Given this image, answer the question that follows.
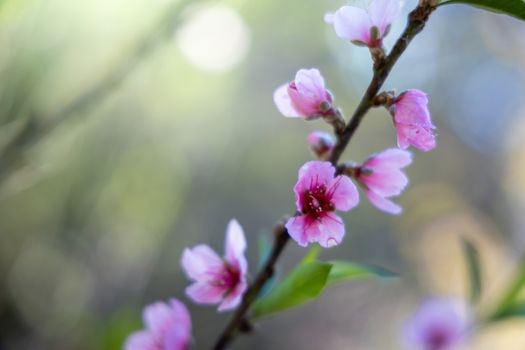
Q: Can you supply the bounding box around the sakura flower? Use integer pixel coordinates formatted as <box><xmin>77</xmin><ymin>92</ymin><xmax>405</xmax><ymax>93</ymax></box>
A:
<box><xmin>307</xmin><ymin>131</ymin><xmax>335</xmax><ymax>159</ymax></box>
<box><xmin>404</xmin><ymin>298</ymin><xmax>471</xmax><ymax>350</ymax></box>
<box><xmin>354</xmin><ymin>148</ymin><xmax>411</xmax><ymax>215</ymax></box>
<box><xmin>391</xmin><ymin>89</ymin><xmax>436</xmax><ymax>152</ymax></box>
<box><xmin>274</xmin><ymin>68</ymin><xmax>334</xmax><ymax>119</ymax></box>
<box><xmin>181</xmin><ymin>219</ymin><xmax>247</xmax><ymax>312</ymax></box>
<box><xmin>125</xmin><ymin>298</ymin><xmax>192</xmax><ymax>350</ymax></box>
<box><xmin>286</xmin><ymin>161</ymin><xmax>359</xmax><ymax>248</ymax></box>
<box><xmin>330</xmin><ymin>0</ymin><xmax>401</xmax><ymax>47</ymax></box>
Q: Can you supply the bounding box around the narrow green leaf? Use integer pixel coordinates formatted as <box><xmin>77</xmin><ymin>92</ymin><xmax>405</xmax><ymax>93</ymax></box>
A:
<box><xmin>490</xmin><ymin>257</ymin><xmax>525</xmax><ymax>321</ymax></box>
<box><xmin>491</xmin><ymin>300</ymin><xmax>525</xmax><ymax>321</ymax></box>
<box><xmin>327</xmin><ymin>261</ymin><xmax>397</xmax><ymax>285</ymax></box>
<box><xmin>300</xmin><ymin>245</ymin><xmax>322</xmax><ymax>265</ymax></box>
<box><xmin>462</xmin><ymin>239</ymin><xmax>482</xmax><ymax>303</ymax></box>
<box><xmin>439</xmin><ymin>0</ymin><xmax>525</xmax><ymax>21</ymax></box>
<box><xmin>251</xmin><ymin>262</ymin><xmax>332</xmax><ymax>319</ymax></box>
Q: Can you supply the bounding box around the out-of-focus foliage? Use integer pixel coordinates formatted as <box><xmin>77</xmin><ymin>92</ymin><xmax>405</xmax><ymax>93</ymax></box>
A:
<box><xmin>440</xmin><ymin>0</ymin><xmax>525</xmax><ymax>21</ymax></box>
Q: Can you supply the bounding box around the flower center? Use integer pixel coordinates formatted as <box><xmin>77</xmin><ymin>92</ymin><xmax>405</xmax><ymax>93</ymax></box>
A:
<box><xmin>212</xmin><ymin>263</ymin><xmax>241</xmax><ymax>290</ymax></box>
<box><xmin>426</xmin><ymin>327</ymin><xmax>450</xmax><ymax>350</ymax></box>
<box><xmin>302</xmin><ymin>184</ymin><xmax>334</xmax><ymax>219</ymax></box>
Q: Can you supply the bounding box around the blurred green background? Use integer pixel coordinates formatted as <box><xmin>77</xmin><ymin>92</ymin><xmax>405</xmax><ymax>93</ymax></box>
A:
<box><xmin>1</xmin><ymin>0</ymin><xmax>525</xmax><ymax>348</ymax></box>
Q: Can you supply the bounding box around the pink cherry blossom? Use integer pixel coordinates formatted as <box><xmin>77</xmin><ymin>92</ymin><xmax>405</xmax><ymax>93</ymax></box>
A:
<box><xmin>125</xmin><ymin>298</ymin><xmax>192</xmax><ymax>350</ymax></box>
<box><xmin>404</xmin><ymin>298</ymin><xmax>471</xmax><ymax>350</ymax></box>
<box><xmin>330</xmin><ymin>0</ymin><xmax>401</xmax><ymax>47</ymax></box>
<box><xmin>274</xmin><ymin>68</ymin><xmax>334</xmax><ymax>119</ymax></box>
<box><xmin>181</xmin><ymin>219</ymin><xmax>248</xmax><ymax>312</ymax></box>
<box><xmin>354</xmin><ymin>148</ymin><xmax>412</xmax><ymax>215</ymax></box>
<box><xmin>307</xmin><ymin>131</ymin><xmax>335</xmax><ymax>159</ymax></box>
<box><xmin>391</xmin><ymin>89</ymin><xmax>436</xmax><ymax>152</ymax></box>
<box><xmin>286</xmin><ymin>161</ymin><xmax>359</xmax><ymax>248</ymax></box>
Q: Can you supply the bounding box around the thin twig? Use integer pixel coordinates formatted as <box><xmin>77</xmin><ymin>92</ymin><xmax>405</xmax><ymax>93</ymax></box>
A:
<box><xmin>213</xmin><ymin>3</ymin><xmax>436</xmax><ymax>349</ymax></box>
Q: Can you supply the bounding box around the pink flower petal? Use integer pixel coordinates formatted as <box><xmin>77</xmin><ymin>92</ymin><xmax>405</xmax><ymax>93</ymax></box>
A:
<box><xmin>285</xmin><ymin>214</ymin><xmax>345</xmax><ymax>248</ymax></box>
<box><xmin>363</xmin><ymin>148</ymin><xmax>412</xmax><ymax>170</ymax></box>
<box><xmin>316</xmin><ymin>213</ymin><xmax>345</xmax><ymax>248</ymax></box>
<box><xmin>324</xmin><ymin>12</ymin><xmax>335</xmax><ymax>24</ymax></box>
<box><xmin>285</xmin><ymin>215</ymin><xmax>311</xmax><ymax>247</ymax></box>
<box><xmin>217</xmin><ymin>280</ymin><xmax>247</xmax><ymax>312</ymax></box>
<box><xmin>294</xmin><ymin>68</ymin><xmax>327</xmax><ymax>102</ymax></box>
<box><xmin>273</xmin><ymin>83</ymin><xmax>301</xmax><ymax>118</ymax></box>
<box><xmin>369</xmin><ymin>0</ymin><xmax>401</xmax><ymax>36</ymax></box>
<box><xmin>395</xmin><ymin>123</ymin><xmax>436</xmax><ymax>152</ymax></box>
<box><xmin>394</xmin><ymin>89</ymin><xmax>434</xmax><ymax>127</ymax></box>
<box><xmin>185</xmin><ymin>282</ymin><xmax>225</xmax><ymax>304</ymax></box>
<box><xmin>365</xmin><ymin>189</ymin><xmax>402</xmax><ymax>215</ymax></box>
<box><xmin>180</xmin><ymin>245</ymin><xmax>224</xmax><ymax>281</ymax></box>
<box><xmin>333</xmin><ymin>6</ymin><xmax>372</xmax><ymax>44</ymax></box>
<box><xmin>125</xmin><ymin>331</ymin><xmax>158</xmax><ymax>350</ymax></box>
<box><xmin>163</xmin><ymin>327</ymin><xmax>190</xmax><ymax>350</ymax></box>
<box><xmin>362</xmin><ymin>169</ymin><xmax>408</xmax><ymax>197</ymax></box>
<box><xmin>169</xmin><ymin>299</ymin><xmax>192</xmax><ymax>334</ymax></box>
<box><xmin>329</xmin><ymin>175</ymin><xmax>360</xmax><ymax>211</ymax></box>
<box><xmin>143</xmin><ymin>302</ymin><xmax>177</xmax><ymax>338</ymax></box>
<box><xmin>224</xmin><ymin>219</ymin><xmax>248</xmax><ymax>275</ymax></box>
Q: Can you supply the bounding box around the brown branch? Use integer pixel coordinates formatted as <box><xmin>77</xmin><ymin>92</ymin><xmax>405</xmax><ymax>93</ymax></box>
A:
<box><xmin>213</xmin><ymin>3</ymin><xmax>436</xmax><ymax>349</ymax></box>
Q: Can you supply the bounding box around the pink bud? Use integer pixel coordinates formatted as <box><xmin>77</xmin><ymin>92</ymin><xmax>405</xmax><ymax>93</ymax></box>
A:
<box><xmin>391</xmin><ymin>89</ymin><xmax>436</xmax><ymax>152</ymax></box>
<box><xmin>286</xmin><ymin>161</ymin><xmax>359</xmax><ymax>248</ymax></box>
<box><xmin>274</xmin><ymin>68</ymin><xmax>334</xmax><ymax>119</ymax></box>
<box><xmin>330</xmin><ymin>0</ymin><xmax>401</xmax><ymax>47</ymax></box>
<box><xmin>125</xmin><ymin>298</ymin><xmax>192</xmax><ymax>350</ymax></box>
<box><xmin>355</xmin><ymin>148</ymin><xmax>412</xmax><ymax>215</ymax></box>
<box><xmin>307</xmin><ymin>131</ymin><xmax>335</xmax><ymax>159</ymax></box>
<box><xmin>181</xmin><ymin>219</ymin><xmax>248</xmax><ymax>312</ymax></box>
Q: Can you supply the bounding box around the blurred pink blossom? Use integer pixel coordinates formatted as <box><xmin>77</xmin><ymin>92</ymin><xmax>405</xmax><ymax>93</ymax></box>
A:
<box><xmin>329</xmin><ymin>0</ymin><xmax>401</xmax><ymax>47</ymax></box>
<box><xmin>307</xmin><ymin>131</ymin><xmax>335</xmax><ymax>159</ymax></box>
<box><xmin>404</xmin><ymin>298</ymin><xmax>471</xmax><ymax>350</ymax></box>
<box><xmin>286</xmin><ymin>161</ymin><xmax>359</xmax><ymax>248</ymax></box>
<box><xmin>181</xmin><ymin>219</ymin><xmax>248</xmax><ymax>312</ymax></box>
<box><xmin>125</xmin><ymin>299</ymin><xmax>192</xmax><ymax>350</ymax></box>
<box><xmin>355</xmin><ymin>148</ymin><xmax>412</xmax><ymax>215</ymax></box>
<box><xmin>391</xmin><ymin>89</ymin><xmax>436</xmax><ymax>151</ymax></box>
<box><xmin>274</xmin><ymin>68</ymin><xmax>334</xmax><ymax>119</ymax></box>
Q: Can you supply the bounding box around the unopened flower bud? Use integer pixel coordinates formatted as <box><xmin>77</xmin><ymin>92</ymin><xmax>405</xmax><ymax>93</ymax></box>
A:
<box><xmin>307</xmin><ymin>131</ymin><xmax>335</xmax><ymax>159</ymax></box>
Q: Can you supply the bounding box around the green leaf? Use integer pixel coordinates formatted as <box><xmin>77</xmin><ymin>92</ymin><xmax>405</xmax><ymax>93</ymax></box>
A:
<box><xmin>300</xmin><ymin>245</ymin><xmax>322</xmax><ymax>265</ymax></box>
<box><xmin>462</xmin><ymin>238</ymin><xmax>482</xmax><ymax>303</ymax></box>
<box><xmin>489</xmin><ymin>257</ymin><xmax>525</xmax><ymax>322</ymax></box>
<box><xmin>327</xmin><ymin>261</ymin><xmax>397</xmax><ymax>285</ymax></box>
<box><xmin>491</xmin><ymin>300</ymin><xmax>525</xmax><ymax>321</ymax></box>
<box><xmin>439</xmin><ymin>0</ymin><xmax>525</xmax><ymax>21</ymax></box>
<box><xmin>251</xmin><ymin>261</ymin><xmax>332</xmax><ymax>319</ymax></box>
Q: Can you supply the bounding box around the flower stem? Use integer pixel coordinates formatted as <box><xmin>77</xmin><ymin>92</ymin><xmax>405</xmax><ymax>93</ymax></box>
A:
<box><xmin>213</xmin><ymin>3</ymin><xmax>436</xmax><ymax>349</ymax></box>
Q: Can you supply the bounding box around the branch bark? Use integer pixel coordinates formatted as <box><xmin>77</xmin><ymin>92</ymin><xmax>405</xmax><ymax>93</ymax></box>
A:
<box><xmin>212</xmin><ymin>3</ymin><xmax>436</xmax><ymax>349</ymax></box>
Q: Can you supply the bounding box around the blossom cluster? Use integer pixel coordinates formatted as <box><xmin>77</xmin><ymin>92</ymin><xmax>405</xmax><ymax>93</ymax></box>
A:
<box><xmin>123</xmin><ymin>1</ymin><xmax>473</xmax><ymax>350</ymax></box>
